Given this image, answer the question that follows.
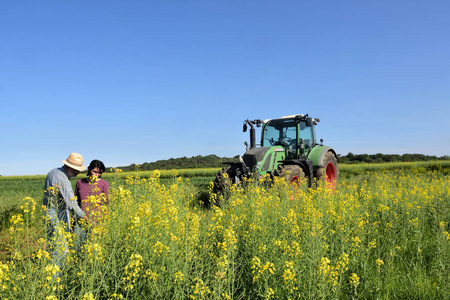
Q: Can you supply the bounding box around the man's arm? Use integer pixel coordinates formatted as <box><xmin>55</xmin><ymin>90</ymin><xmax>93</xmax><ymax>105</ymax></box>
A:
<box><xmin>60</xmin><ymin>179</ymin><xmax>86</xmax><ymax>218</ymax></box>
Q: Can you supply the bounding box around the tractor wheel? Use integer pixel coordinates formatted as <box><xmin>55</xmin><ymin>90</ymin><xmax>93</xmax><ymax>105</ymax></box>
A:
<box><xmin>315</xmin><ymin>151</ymin><xmax>339</xmax><ymax>189</ymax></box>
<box><xmin>212</xmin><ymin>166</ymin><xmax>238</xmax><ymax>201</ymax></box>
<box><xmin>274</xmin><ymin>165</ymin><xmax>307</xmax><ymax>191</ymax></box>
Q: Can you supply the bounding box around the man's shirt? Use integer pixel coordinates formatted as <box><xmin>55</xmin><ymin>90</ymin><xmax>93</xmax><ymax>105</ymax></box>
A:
<box><xmin>43</xmin><ymin>166</ymin><xmax>86</xmax><ymax>218</ymax></box>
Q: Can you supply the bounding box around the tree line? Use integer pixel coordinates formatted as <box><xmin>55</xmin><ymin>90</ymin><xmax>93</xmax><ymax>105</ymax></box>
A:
<box><xmin>114</xmin><ymin>153</ymin><xmax>449</xmax><ymax>172</ymax></box>
<box><xmin>338</xmin><ymin>152</ymin><xmax>449</xmax><ymax>164</ymax></box>
<box><xmin>116</xmin><ymin>154</ymin><xmax>235</xmax><ymax>172</ymax></box>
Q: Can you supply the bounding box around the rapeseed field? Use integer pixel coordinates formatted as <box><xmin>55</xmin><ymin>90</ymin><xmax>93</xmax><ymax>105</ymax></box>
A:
<box><xmin>1</xmin><ymin>163</ymin><xmax>450</xmax><ymax>299</ymax></box>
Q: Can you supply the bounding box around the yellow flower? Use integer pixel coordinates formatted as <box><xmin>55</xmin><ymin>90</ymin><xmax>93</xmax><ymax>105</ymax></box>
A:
<box><xmin>368</xmin><ymin>239</ymin><xmax>376</xmax><ymax>250</ymax></box>
<box><xmin>349</xmin><ymin>273</ymin><xmax>360</xmax><ymax>288</ymax></box>
<box><xmin>174</xmin><ymin>271</ymin><xmax>185</xmax><ymax>284</ymax></box>
<box><xmin>265</xmin><ymin>287</ymin><xmax>275</xmax><ymax>299</ymax></box>
<box><xmin>376</xmin><ymin>259</ymin><xmax>384</xmax><ymax>273</ymax></box>
<box><xmin>82</xmin><ymin>292</ymin><xmax>95</xmax><ymax>300</ymax></box>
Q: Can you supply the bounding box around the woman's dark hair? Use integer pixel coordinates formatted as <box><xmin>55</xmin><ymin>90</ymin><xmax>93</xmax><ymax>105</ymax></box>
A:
<box><xmin>87</xmin><ymin>159</ymin><xmax>106</xmax><ymax>177</ymax></box>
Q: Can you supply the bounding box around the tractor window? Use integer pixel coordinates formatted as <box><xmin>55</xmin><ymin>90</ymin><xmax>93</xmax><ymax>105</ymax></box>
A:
<box><xmin>300</xmin><ymin>122</ymin><xmax>314</xmax><ymax>150</ymax></box>
<box><xmin>262</xmin><ymin>120</ymin><xmax>297</xmax><ymax>148</ymax></box>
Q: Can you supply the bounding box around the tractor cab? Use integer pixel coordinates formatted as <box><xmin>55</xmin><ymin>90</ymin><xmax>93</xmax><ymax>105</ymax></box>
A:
<box><xmin>261</xmin><ymin>115</ymin><xmax>319</xmax><ymax>160</ymax></box>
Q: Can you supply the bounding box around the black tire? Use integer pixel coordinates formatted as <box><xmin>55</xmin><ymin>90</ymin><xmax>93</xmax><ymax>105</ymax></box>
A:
<box><xmin>213</xmin><ymin>165</ymin><xmax>238</xmax><ymax>196</ymax></box>
<box><xmin>274</xmin><ymin>164</ymin><xmax>307</xmax><ymax>188</ymax></box>
<box><xmin>315</xmin><ymin>151</ymin><xmax>339</xmax><ymax>188</ymax></box>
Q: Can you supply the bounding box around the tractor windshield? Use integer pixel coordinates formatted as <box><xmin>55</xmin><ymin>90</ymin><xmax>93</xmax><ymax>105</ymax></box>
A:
<box><xmin>262</xmin><ymin>119</ymin><xmax>297</xmax><ymax>150</ymax></box>
<box><xmin>262</xmin><ymin>118</ymin><xmax>316</xmax><ymax>159</ymax></box>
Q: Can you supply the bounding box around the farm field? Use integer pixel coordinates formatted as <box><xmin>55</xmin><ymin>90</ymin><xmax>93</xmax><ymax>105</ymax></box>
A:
<box><xmin>1</xmin><ymin>161</ymin><xmax>450</xmax><ymax>299</ymax></box>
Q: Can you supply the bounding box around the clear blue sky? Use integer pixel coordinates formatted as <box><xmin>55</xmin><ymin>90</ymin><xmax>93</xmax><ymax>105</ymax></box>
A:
<box><xmin>1</xmin><ymin>1</ymin><xmax>449</xmax><ymax>176</ymax></box>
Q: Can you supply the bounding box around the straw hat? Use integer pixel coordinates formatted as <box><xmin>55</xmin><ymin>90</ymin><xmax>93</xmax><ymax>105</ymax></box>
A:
<box><xmin>62</xmin><ymin>153</ymin><xmax>86</xmax><ymax>172</ymax></box>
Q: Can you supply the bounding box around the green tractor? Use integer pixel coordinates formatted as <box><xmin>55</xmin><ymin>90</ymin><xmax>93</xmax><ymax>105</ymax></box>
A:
<box><xmin>214</xmin><ymin>114</ymin><xmax>339</xmax><ymax>195</ymax></box>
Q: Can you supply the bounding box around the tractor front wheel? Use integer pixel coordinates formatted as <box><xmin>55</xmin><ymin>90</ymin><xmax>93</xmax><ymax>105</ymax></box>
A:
<box><xmin>274</xmin><ymin>165</ymin><xmax>307</xmax><ymax>191</ymax></box>
<box><xmin>212</xmin><ymin>166</ymin><xmax>238</xmax><ymax>203</ymax></box>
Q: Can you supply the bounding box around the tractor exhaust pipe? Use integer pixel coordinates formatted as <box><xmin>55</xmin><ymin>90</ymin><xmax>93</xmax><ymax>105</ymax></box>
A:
<box><xmin>243</xmin><ymin>119</ymin><xmax>256</xmax><ymax>148</ymax></box>
<box><xmin>249</xmin><ymin>122</ymin><xmax>256</xmax><ymax>148</ymax></box>
<box><xmin>243</xmin><ymin>119</ymin><xmax>262</xmax><ymax>149</ymax></box>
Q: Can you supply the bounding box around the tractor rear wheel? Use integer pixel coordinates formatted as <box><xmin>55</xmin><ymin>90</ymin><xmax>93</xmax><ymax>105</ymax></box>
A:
<box><xmin>274</xmin><ymin>165</ymin><xmax>307</xmax><ymax>191</ymax></box>
<box><xmin>315</xmin><ymin>151</ymin><xmax>339</xmax><ymax>189</ymax></box>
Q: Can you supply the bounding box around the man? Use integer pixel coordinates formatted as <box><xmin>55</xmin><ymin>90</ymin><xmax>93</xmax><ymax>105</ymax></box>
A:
<box><xmin>43</xmin><ymin>152</ymin><xmax>93</xmax><ymax>269</ymax></box>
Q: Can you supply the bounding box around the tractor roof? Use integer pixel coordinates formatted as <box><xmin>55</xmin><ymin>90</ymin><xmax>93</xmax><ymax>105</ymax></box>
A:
<box><xmin>264</xmin><ymin>114</ymin><xmax>320</xmax><ymax>125</ymax></box>
<box><xmin>262</xmin><ymin>114</ymin><xmax>305</xmax><ymax>124</ymax></box>
<box><xmin>260</xmin><ymin>114</ymin><xmax>322</xmax><ymax>126</ymax></box>
<box><xmin>281</xmin><ymin>114</ymin><xmax>305</xmax><ymax>118</ymax></box>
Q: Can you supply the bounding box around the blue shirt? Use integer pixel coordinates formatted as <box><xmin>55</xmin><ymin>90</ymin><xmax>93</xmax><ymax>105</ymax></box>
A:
<box><xmin>43</xmin><ymin>166</ymin><xmax>86</xmax><ymax>218</ymax></box>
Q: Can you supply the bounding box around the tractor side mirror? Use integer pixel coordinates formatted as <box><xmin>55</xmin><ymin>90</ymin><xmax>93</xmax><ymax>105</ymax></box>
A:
<box><xmin>243</xmin><ymin>123</ymin><xmax>247</xmax><ymax>132</ymax></box>
<box><xmin>306</xmin><ymin>118</ymin><xmax>313</xmax><ymax>127</ymax></box>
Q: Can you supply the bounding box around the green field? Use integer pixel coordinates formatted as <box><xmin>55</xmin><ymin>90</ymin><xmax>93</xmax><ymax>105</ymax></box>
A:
<box><xmin>1</xmin><ymin>161</ymin><xmax>450</xmax><ymax>299</ymax></box>
<box><xmin>0</xmin><ymin>168</ymin><xmax>217</xmax><ymax>230</ymax></box>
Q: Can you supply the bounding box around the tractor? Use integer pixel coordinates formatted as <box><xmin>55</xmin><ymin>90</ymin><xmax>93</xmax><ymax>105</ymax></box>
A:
<box><xmin>213</xmin><ymin>114</ymin><xmax>338</xmax><ymax>195</ymax></box>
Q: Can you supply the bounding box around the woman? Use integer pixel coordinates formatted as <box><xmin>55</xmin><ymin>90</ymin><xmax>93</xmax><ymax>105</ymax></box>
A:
<box><xmin>75</xmin><ymin>159</ymin><xmax>110</xmax><ymax>223</ymax></box>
